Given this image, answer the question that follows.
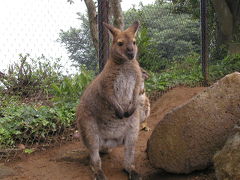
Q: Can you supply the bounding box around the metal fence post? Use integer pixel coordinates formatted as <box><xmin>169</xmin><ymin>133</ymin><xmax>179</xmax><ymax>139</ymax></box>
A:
<box><xmin>200</xmin><ymin>0</ymin><xmax>209</xmax><ymax>86</ymax></box>
<box><xmin>98</xmin><ymin>0</ymin><xmax>109</xmax><ymax>72</ymax></box>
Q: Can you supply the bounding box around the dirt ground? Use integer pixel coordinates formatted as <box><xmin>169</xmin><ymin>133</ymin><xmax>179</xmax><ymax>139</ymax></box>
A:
<box><xmin>2</xmin><ymin>87</ymin><xmax>217</xmax><ymax>180</ymax></box>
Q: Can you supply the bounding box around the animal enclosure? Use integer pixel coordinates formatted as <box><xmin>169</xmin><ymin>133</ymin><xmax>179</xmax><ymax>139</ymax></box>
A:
<box><xmin>0</xmin><ymin>0</ymin><xmax>240</xmax><ymax>164</ymax></box>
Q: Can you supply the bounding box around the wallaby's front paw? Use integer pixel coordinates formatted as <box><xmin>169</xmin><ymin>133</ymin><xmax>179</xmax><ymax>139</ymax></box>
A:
<box><xmin>129</xmin><ymin>170</ymin><xmax>142</xmax><ymax>180</ymax></box>
<box><xmin>124</xmin><ymin>105</ymin><xmax>136</xmax><ymax>118</ymax></box>
<box><xmin>124</xmin><ymin>111</ymin><xmax>133</xmax><ymax>118</ymax></box>
<box><xmin>115</xmin><ymin>110</ymin><xmax>124</xmax><ymax>119</ymax></box>
<box><xmin>95</xmin><ymin>170</ymin><xmax>107</xmax><ymax>180</ymax></box>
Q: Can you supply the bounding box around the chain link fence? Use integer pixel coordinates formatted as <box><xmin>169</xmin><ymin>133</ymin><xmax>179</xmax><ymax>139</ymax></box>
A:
<box><xmin>0</xmin><ymin>0</ymin><xmax>81</xmax><ymax>73</ymax></box>
<box><xmin>0</xmin><ymin>0</ymin><xmax>83</xmax><ymax>162</ymax></box>
<box><xmin>1</xmin><ymin>0</ymin><xmax>240</xmax><ymax>162</ymax></box>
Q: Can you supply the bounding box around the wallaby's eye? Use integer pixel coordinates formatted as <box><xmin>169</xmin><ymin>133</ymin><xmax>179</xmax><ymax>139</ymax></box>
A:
<box><xmin>133</xmin><ymin>41</ymin><xmax>136</xmax><ymax>45</ymax></box>
<box><xmin>117</xmin><ymin>41</ymin><xmax>124</xmax><ymax>46</ymax></box>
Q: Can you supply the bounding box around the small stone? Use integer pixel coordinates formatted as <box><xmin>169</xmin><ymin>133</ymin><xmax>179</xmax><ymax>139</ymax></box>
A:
<box><xmin>17</xmin><ymin>144</ymin><xmax>26</xmax><ymax>150</ymax></box>
<box><xmin>73</xmin><ymin>130</ymin><xmax>80</xmax><ymax>139</ymax></box>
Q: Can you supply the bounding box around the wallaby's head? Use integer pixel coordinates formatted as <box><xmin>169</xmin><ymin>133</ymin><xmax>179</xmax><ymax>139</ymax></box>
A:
<box><xmin>103</xmin><ymin>21</ymin><xmax>140</xmax><ymax>62</ymax></box>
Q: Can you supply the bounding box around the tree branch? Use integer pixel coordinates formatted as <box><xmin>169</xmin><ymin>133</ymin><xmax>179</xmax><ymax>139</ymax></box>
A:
<box><xmin>0</xmin><ymin>71</ymin><xmax>5</xmax><ymax>78</ymax></box>
<box><xmin>84</xmin><ymin>0</ymin><xmax>99</xmax><ymax>54</ymax></box>
<box><xmin>109</xmin><ymin>0</ymin><xmax>124</xmax><ymax>30</ymax></box>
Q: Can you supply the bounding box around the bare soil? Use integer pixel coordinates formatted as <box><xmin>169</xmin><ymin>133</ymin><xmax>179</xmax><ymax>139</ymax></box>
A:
<box><xmin>2</xmin><ymin>87</ymin><xmax>216</xmax><ymax>180</ymax></box>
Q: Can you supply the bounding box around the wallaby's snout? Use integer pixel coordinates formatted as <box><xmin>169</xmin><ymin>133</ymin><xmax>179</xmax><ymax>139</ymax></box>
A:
<box><xmin>126</xmin><ymin>44</ymin><xmax>135</xmax><ymax>60</ymax></box>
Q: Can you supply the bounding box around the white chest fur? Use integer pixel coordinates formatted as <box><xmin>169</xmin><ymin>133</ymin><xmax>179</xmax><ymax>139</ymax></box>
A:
<box><xmin>114</xmin><ymin>72</ymin><xmax>136</xmax><ymax>108</ymax></box>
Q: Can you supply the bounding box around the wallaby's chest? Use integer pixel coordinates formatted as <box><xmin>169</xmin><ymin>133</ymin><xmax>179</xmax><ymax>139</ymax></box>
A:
<box><xmin>113</xmin><ymin>71</ymin><xmax>136</xmax><ymax>106</ymax></box>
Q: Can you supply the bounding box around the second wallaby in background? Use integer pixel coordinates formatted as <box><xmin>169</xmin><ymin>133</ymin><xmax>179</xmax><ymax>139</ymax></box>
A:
<box><xmin>139</xmin><ymin>69</ymin><xmax>150</xmax><ymax>126</ymax></box>
<box><xmin>76</xmin><ymin>21</ymin><xmax>143</xmax><ymax>180</ymax></box>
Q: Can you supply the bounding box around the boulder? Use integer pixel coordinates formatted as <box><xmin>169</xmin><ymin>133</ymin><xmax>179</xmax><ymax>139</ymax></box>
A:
<box><xmin>147</xmin><ymin>72</ymin><xmax>240</xmax><ymax>174</ymax></box>
<box><xmin>213</xmin><ymin>130</ymin><xmax>240</xmax><ymax>180</ymax></box>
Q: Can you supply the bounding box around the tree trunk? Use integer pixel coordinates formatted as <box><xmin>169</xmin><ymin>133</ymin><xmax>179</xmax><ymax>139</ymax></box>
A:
<box><xmin>98</xmin><ymin>0</ymin><xmax>109</xmax><ymax>71</ymax></box>
<box><xmin>109</xmin><ymin>0</ymin><xmax>124</xmax><ymax>30</ymax></box>
<box><xmin>226</xmin><ymin>0</ymin><xmax>240</xmax><ymax>41</ymax></box>
<box><xmin>211</xmin><ymin>0</ymin><xmax>233</xmax><ymax>45</ymax></box>
<box><xmin>84</xmin><ymin>0</ymin><xmax>99</xmax><ymax>54</ymax></box>
<box><xmin>200</xmin><ymin>0</ymin><xmax>209</xmax><ymax>86</ymax></box>
<box><xmin>83</xmin><ymin>0</ymin><xmax>124</xmax><ymax>70</ymax></box>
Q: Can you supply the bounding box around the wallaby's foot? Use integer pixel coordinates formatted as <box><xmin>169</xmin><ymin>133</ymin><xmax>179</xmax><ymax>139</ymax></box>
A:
<box><xmin>99</xmin><ymin>148</ymin><xmax>112</xmax><ymax>155</ymax></box>
<box><xmin>129</xmin><ymin>170</ymin><xmax>142</xmax><ymax>180</ymax></box>
<box><xmin>124</xmin><ymin>169</ymin><xmax>142</xmax><ymax>180</ymax></box>
<box><xmin>95</xmin><ymin>170</ymin><xmax>107</xmax><ymax>180</ymax></box>
<box><xmin>140</xmin><ymin>122</ymin><xmax>151</xmax><ymax>131</ymax></box>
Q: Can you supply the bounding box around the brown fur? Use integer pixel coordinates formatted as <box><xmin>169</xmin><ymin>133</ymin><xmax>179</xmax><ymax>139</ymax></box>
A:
<box><xmin>139</xmin><ymin>68</ymin><xmax>150</xmax><ymax>125</ymax></box>
<box><xmin>76</xmin><ymin>21</ymin><xmax>142</xmax><ymax>180</ymax></box>
<box><xmin>139</xmin><ymin>94</ymin><xmax>150</xmax><ymax>123</ymax></box>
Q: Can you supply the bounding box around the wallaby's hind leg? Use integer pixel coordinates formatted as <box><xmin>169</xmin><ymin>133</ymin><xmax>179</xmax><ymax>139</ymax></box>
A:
<box><xmin>124</xmin><ymin>141</ymin><xmax>142</xmax><ymax>180</ymax></box>
<box><xmin>124</xmin><ymin>119</ymin><xmax>142</xmax><ymax>180</ymax></box>
<box><xmin>89</xmin><ymin>149</ymin><xmax>107</xmax><ymax>180</ymax></box>
<box><xmin>78</xmin><ymin>115</ymin><xmax>107</xmax><ymax>180</ymax></box>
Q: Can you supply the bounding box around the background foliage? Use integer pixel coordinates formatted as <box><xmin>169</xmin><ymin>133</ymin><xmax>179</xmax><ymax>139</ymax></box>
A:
<box><xmin>58</xmin><ymin>14</ymin><xmax>97</xmax><ymax>71</ymax></box>
<box><xmin>59</xmin><ymin>1</ymin><xmax>200</xmax><ymax>72</ymax></box>
<box><xmin>0</xmin><ymin>55</ymin><xmax>93</xmax><ymax>148</ymax></box>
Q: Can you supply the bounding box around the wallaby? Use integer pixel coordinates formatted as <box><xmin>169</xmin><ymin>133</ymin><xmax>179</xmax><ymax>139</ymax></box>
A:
<box><xmin>139</xmin><ymin>69</ymin><xmax>150</xmax><ymax>124</ymax></box>
<box><xmin>76</xmin><ymin>21</ymin><xmax>142</xmax><ymax>180</ymax></box>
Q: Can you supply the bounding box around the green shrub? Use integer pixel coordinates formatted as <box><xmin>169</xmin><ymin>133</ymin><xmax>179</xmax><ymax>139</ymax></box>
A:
<box><xmin>0</xmin><ymin>66</ymin><xmax>93</xmax><ymax>148</ymax></box>
<box><xmin>51</xmin><ymin>67</ymin><xmax>93</xmax><ymax>104</ymax></box>
<box><xmin>145</xmin><ymin>53</ymin><xmax>240</xmax><ymax>93</ymax></box>
<box><xmin>145</xmin><ymin>53</ymin><xmax>203</xmax><ymax>92</ymax></box>
<box><xmin>0</xmin><ymin>101</ymin><xmax>75</xmax><ymax>147</ymax></box>
<box><xmin>0</xmin><ymin>54</ymin><xmax>63</xmax><ymax>97</ymax></box>
<box><xmin>137</xmin><ymin>26</ymin><xmax>166</xmax><ymax>72</ymax></box>
<box><xmin>209</xmin><ymin>54</ymin><xmax>240</xmax><ymax>81</ymax></box>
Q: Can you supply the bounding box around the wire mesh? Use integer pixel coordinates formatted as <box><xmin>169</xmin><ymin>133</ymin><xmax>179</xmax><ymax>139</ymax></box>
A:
<box><xmin>0</xmin><ymin>0</ymin><xmax>83</xmax><ymax>162</ymax></box>
<box><xmin>0</xmin><ymin>0</ymin><xmax>81</xmax><ymax>73</ymax></box>
<box><xmin>1</xmin><ymin>0</ymin><xmax>239</xmax><ymax>162</ymax></box>
<box><xmin>0</xmin><ymin>0</ymin><xmax>202</xmax><ymax>162</ymax></box>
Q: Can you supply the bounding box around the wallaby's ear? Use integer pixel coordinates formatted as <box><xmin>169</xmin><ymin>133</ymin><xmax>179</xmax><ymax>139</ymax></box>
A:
<box><xmin>126</xmin><ymin>21</ymin><xmax>140</xmax><ymax>36</ymax></box>
<box><xmin>103</xmin><ymin>22</ymin><xmax>120</xmax><ymax>37</ymax></box>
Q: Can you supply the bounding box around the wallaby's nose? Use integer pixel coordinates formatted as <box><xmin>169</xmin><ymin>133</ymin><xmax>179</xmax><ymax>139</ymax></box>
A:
<box><xmin>126</xmin><ymin>51</ymin><xmax>134</xmax><ymax>60</ymax></box>
<box><xmin>127</xmin><ymin>46</ymin><xmax>133</xmax><ymax>53</ymax></box>
<box><xmin>126</xmin><ymin>45</ymin><xmax>134</xmax><ymax>59</ymax></box>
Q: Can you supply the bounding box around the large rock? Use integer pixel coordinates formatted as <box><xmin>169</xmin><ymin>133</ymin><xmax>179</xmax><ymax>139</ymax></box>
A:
<box><xmin>147</xmin><ymin>72</ymin><xmax>240</xmax><ymax>174</ymax></box>
<box><xmin>213</xmin><ymin>130</ymin><xmax>240</xmax><ymax>180</ymax></box>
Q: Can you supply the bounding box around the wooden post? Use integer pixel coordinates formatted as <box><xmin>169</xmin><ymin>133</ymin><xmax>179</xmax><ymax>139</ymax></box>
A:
<box><xmin>98</xmin><ymin>0</ymin><xmax>109</xmax><ymax>72</ymax></box>
<box><xmin>200</xmin><ymin>0</ymin><xmax>209</xmax><ymax>86</ymax></box>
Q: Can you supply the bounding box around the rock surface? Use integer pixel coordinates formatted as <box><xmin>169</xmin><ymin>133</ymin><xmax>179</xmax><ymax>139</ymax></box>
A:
<box><xmin>147</xmin><ymin>72</ymin><xmax>240</xmax><ymax>174</ymax></box>
<box><xmin>0</xmin><ymin>164</ymin><xmax>15</xmax><ymax>179</ymax></box>
<box><xmin>213</xmin><ymin>131</ymin><xmax>240</xmax><ymax>180</ymax></box>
